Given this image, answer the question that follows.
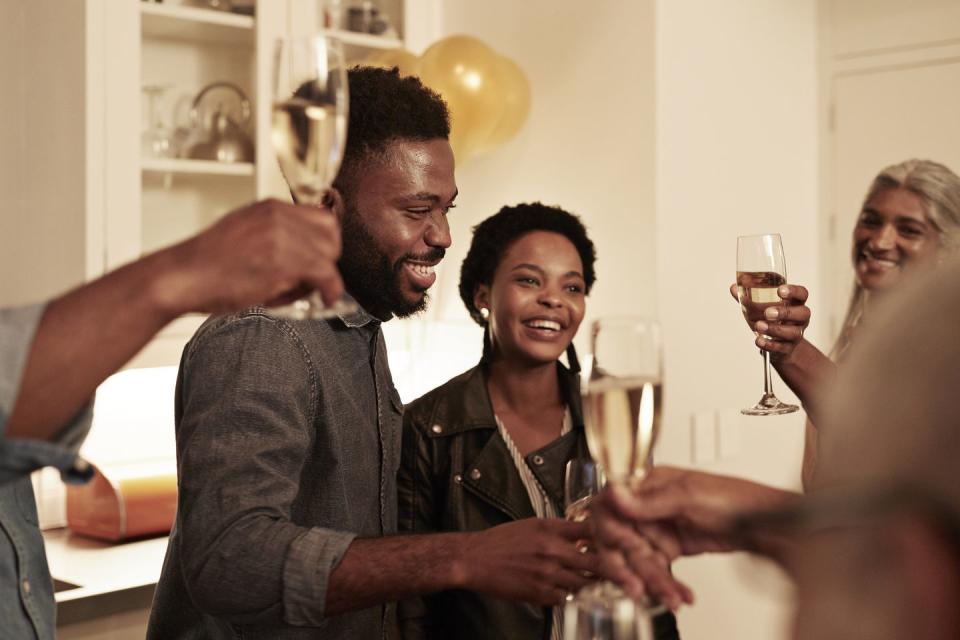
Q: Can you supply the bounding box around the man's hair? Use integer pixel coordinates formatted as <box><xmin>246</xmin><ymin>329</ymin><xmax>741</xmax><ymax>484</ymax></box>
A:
<box><xmin>333</xmin><ymin>66</ymin><xmax>450</xmax><ymax>198</ymax></box>
<box><xmin>458</xmin><ymin>202</ymin><xmax>597</xmax><ymax>326</ymax></box>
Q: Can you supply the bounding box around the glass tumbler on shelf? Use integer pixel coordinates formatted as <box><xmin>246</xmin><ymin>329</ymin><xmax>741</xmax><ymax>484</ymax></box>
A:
<box><xmin>141</xmin><ymin>84</ymin><xmax>176</xmax><ymax>159</ymax></box>
<box><xmin>735</xmin><ymin>234</ymin><xmax>799</xmax><ymax>416</ymax></box>
<box><xmin>270</xmin><ymin>34</ymin><xmax>354</xmax><ymax>320</ymax></box>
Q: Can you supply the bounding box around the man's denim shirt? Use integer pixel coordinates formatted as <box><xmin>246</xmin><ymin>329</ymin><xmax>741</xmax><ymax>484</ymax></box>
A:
<box><xmin>0</xmin><ymin>304</ymin><xmax>93</xmax><ymax>640</ymax></box>
<box><xmin>148</xmin><ymin>303</ymin><xmax>404</xmax><ymax>639</ymax></box>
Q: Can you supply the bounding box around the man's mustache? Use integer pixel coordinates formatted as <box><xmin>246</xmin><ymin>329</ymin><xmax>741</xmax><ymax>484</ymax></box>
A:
<box><xmin>396</xmin><ymin>248</ymin><xmax>446</xmax><ymax>267</ymax></box>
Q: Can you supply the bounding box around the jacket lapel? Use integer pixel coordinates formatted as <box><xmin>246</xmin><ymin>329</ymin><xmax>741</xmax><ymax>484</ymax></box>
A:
<box><xmin>460</xmin><ymin>431</ymin><xmax>537</xmax><ymax>521</ymax></box>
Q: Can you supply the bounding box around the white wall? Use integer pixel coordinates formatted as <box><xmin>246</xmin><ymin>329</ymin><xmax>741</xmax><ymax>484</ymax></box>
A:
<box><xmin>429</xmin><ymin>0</ymin><xmax>657</xmax><ymax>328</ymax></box>
<box><xmin>655</xmin><ymin>2</ymin><xmax>819</xmax><ymax>638</ymax></box>
<box><xmin>0</xmin><ymin>2</ymin><xmax>91</xmax><ymax>307</ymax></box>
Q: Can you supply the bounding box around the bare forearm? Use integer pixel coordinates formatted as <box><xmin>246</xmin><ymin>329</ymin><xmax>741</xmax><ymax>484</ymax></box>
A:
<box><xmin>801</xmin><ymin>418</ymin><xmax>819</xmax><ymax>492</ymax></box>
<box><xmin>5</xmin><ymin>246</ymin><xmax>185</xmax><ymax>441</ymax></box>
<box><xmin>5</xmin><ymin>198</ymin><xmax>346</xmax><ymax>444</ymax></box>
<box><xmin>325</xmin><ymin>533</ymin><xmax>467</xmax><ymax>616</ymax></box>
<box><xmin>770</xmin><ymin>339</ymin><xmax>835</xmax><ymax>422</ymax></box>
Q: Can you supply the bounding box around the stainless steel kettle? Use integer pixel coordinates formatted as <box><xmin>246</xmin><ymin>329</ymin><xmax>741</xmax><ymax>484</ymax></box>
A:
<box><xmin>184</xmin><ymin>81</ymin><xmax>254</xmax><ymax>163</ymax></box>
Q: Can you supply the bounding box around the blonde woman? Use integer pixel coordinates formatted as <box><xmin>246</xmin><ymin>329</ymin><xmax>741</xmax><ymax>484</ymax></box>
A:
<box><xmin>734</xmin><ymin>159</ymin><xmax>960</xmax><ymax>488</ymax></box>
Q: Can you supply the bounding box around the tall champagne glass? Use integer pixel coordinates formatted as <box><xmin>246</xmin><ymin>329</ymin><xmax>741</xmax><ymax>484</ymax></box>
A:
<box><xmin>736</xmin><ymin>234</ymin><xmax>799</xmax><ymax>415</ymax></box>
<box><xmin>270</xmin><ymin>34</ymin><xmax>353</xmax><ymax>320</ymax></box>
<box><xmin>563</xmin><ymin>317</ymin><xmax>662</xmax><ymax>640</ymax></box>
<box><xmin>584</xmin><ymin>317</ymin><xmax>663</xmax><ymax>487</ymax></box>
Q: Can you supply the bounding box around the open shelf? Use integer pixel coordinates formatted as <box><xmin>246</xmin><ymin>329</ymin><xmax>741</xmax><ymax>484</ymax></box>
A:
<box><xmin>141</xmin><ymin>4</ymin><xmax>254</xmax><ymax>46</ymax></box>
<box><xmin>141</xmin><ymin>158</ymin><xmax>255</xmax><ymax>177</ymax></box>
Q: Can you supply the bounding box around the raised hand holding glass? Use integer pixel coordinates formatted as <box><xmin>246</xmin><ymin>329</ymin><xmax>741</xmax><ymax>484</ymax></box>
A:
<box><xmin>736</xmin><ymin>234</ymin><xmax>799</xmax><ymax>416</ymax></box>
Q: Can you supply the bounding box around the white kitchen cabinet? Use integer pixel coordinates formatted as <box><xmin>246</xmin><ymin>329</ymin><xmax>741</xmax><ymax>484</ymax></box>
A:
<box><xmin>1</xmin><ymin>0</ymin><xmax>432</xmax><ymax>368</ymax></box>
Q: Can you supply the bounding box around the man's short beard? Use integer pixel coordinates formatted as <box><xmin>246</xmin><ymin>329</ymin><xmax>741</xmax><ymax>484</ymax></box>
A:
<box><xmin>337</xmin><ymin>202</ymin><xmax>439</xmax><ymax>319</ymax></box>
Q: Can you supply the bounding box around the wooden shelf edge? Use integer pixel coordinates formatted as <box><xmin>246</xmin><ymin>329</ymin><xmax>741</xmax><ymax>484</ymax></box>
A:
<box><xmin>140</xmin><ymin>4</ymin><xmax>254</xmax><ymax>30</ymax></box>
<box><xmin>321</xmin><ymin>29</ymin><xmax>404</xmax><ymax>50</ymax></box>
<box><xmin>141</xmin><ymin>158</ymin><xmax>255</xmax><ymax>177</ymax></box>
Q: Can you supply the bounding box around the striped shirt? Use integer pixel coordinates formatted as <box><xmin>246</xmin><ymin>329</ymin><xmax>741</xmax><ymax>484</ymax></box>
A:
<box><xmin>494</xmin><ymin>409</ymin><xmax>573</xmax><ymax>640</ymax></box>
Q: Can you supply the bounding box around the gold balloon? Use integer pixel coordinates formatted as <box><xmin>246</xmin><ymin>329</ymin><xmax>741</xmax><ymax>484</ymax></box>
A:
<box><xmin>474</xmin><ymin>55</ymin><xmax>531</xmax><ymax>154</ymax></box>
<box><xmin>418</xmin><ymin>35</ymin><xmax>506</xmax><ymax>162</ymax></box>
<box><xmin>362</xmin><ymin>48</ymin><xmax>420</xmax><ymax>77</ymax></box>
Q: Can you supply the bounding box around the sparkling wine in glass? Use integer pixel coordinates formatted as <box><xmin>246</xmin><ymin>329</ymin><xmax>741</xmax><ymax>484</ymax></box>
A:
<box><xmin>584</xmin><ymin>317</ymin><xmax>663</xmax><ymax>487</ymax></box>
<box><xmin>270</xmin><ymin>34</ymin><xmax>354</xmax><ymax>320</ymax></box>
<box><xmin>736</xmin><ymin>233</ymin><xmax>799</xmax><ymax>416</ymax></box>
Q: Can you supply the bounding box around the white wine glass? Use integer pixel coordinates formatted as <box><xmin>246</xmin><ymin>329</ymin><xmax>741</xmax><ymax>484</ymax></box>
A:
<box><xmin>270</xmin><ymin>34</ymin><xmax>354</xmax><ymax>320</ymax></box>
<box><xmin>736</xmin><ymin>234</ymin><xmax>799</xmax><ymax>416</ymax></box>
<box><xmin>564</xmin><ymin>317</ymin><xmax>662</xmax><ymax>640</ymax></box>
<box><xmin>584</xmin><ymin>317</ymin><xmax>663</xmax><ymax>487</ymax></box>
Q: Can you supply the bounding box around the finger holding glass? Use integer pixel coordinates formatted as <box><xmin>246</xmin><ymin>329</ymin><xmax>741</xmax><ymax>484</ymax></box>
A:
<box><xmin>730</xmin><ymin>282</ymin><xmax>812</xmax><ymax>360</ymax></box>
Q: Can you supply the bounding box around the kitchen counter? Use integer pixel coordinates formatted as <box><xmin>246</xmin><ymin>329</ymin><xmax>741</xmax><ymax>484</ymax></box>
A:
<box><xmin>43</xmin><ymin>528</ymin><xmax>169</xmax><ymax>626</ymax></box>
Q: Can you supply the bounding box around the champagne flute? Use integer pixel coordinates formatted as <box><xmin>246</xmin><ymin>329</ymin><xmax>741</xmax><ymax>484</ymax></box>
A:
<box><xmin>563</xmin><ymin>317</ymin><xmax>662</xmax><ymax>640</ymax></box>
<box><xmin>583</xmin><ymin>317</ymin><xmax>663</xmax><ymax>487</ymax></box>
<box><xmin>736</xmin><ymin>234</ymin><xmax>799</xmax><ymax>416</ymax></box>
<box><xmin>270</xmin><ymin>34</ymin><xmax>354</xmax><ymax>320</ymax></box>
<box><xmin>564</xmin><ymin>458</ymin><xmax>605</xmax><ymax>523</ymax></box>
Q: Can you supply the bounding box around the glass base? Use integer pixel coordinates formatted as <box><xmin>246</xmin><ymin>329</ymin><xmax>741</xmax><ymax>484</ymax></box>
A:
<box><xmin>741</xmin><ymin>393</ymin><xmax>799</xmax><ymax>416</ymax></box>
<box><xmin>267</xmin><ymin>291</ymin><xmax>357</xmax><ymax>321</ymax></box>
<box><xmin>564</xmin><ymin>582</ymin><xmax>659</xmax><ymax>640</ymax></box>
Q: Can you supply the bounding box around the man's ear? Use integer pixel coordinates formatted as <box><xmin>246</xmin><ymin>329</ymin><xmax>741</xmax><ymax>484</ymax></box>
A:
<box><xmin>891</xmin><ymin>515</ymin><xmax>960</xmax><ymax>639</ymax></box>
<box><xmin>324</xmin><ymin>188</ymin><xmax>345</xmax><ymax>220</ymax></box>
<box><xmin>473</xmin><ymin>285</ymin><xmax>490</xmax><ymax>317</ymax></box>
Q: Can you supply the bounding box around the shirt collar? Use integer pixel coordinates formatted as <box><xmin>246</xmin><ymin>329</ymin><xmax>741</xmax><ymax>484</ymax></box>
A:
<box><xmin>336</xmin><ymin>293</ymin><xmax>387</xmax><ymax>329</ymax></box>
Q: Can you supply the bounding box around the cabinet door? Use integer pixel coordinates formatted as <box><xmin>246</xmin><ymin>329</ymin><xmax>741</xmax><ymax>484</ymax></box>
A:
<box><xmin>826</xmin><ymin>59</ymin><xmax>960</xmax><ymax>337</ymax></box>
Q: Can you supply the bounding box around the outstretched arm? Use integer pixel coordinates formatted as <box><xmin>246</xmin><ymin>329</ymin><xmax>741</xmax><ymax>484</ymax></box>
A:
<box><xmin>5</xmin><ymin>199</ymin><xmax>342</xmax><ymax>443</ymax></box>
<box><xmin>326</xmin><ymin>517</ymin><xmax>598</xmax><ymax>616</ymax></box>
<box><xmin>591</xmin><ymin>466</ymin><xmax>799</xmax><ymax>604</ymax></box>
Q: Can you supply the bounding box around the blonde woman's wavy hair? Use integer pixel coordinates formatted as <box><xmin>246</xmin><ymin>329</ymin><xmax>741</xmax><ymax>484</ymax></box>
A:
<box><xmin>833</xmin><ymin>159</ymin><xmax>960</xmax><ymax>360</ymax></box>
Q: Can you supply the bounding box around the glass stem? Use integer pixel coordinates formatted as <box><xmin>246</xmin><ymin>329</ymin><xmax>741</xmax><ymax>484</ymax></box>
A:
<box><xmin>761</xmin><ymin>348</ymin><xmax>774</xmax><ymax>397</ymax></box>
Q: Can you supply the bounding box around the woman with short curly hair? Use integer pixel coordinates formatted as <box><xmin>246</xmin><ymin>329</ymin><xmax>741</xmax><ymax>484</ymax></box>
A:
<box><xmin>398</xmin><ymin>202</ymin><xmax>680</xmax><ymax>640</ymax></box>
